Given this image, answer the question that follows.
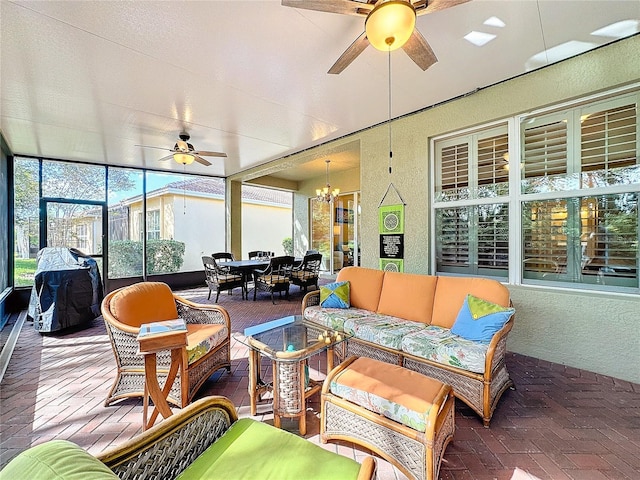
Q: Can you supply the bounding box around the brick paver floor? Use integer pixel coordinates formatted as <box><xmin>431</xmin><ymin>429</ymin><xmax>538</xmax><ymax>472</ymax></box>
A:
<box><xmin>1</xmin><ymin>284</ymin><xmax>639</xmax><ymax>479</ymax></box>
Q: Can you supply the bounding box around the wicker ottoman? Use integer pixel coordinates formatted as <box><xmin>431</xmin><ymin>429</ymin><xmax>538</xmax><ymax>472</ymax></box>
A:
<box><xmin>321</xmin><ymin>356</ymin><xmax>455</xmax><ymax>480</ymax></box>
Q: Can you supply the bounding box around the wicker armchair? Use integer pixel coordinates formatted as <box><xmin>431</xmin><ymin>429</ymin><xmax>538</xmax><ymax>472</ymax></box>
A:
<box><xmin>202</xmin><ymin>255</ymin><xmax>245</xmax><ymax>302</ymax></box>
<box><xmin>101</xmin><ymin>282</ymin><xmax>231</xmax><ymax>408</ymax></box>
<box><xmin>290</xmin><ymin>252</ymin><xmax>322</xmax><ymax>293</ymax></box>
<box><xmin>253</xmin><ymin>255</ymin><xmax>295</xmax><ymax>303</ymax></box>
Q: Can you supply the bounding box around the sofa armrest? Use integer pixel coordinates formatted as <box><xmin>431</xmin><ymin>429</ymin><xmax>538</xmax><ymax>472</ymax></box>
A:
<box><xmin>484</xmin><ymin>309</ymin><xmax>515</xmax><ymax>379</ymax></box>
<box><xmin>97</xmin><ymin>396</ymin><xmax>237</xmax><ymax>480</ymax></box>
<box><xmin>301</xmin><ymin>290</ymin><xmax>321</xmax><ymax>312</ymax></box>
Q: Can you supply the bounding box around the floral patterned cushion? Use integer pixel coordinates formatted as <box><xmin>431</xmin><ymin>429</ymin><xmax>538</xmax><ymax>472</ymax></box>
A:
<box><xmin>343</xmin><ymin>315</ymin><xmax>426</xmax><ymax>350</ymax></box>
<box><xmin>186</xmin><ymin>324</ymin><xmax>228</xmax><ymax>365</ymax></box>
<box><xmin>303</xmin><ymin>305</ymin><xmax>372</xmax><ymax>331</ymax></box>
<box><xmin>401</xmin><ymin>326</ymin><xmax>489</xmax><ymax>374</ymax></box>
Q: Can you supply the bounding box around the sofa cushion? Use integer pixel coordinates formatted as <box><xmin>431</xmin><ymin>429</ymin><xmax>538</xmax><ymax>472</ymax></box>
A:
<box><xmin>1</xmin><ymin>440</ymin><xmax>119</xmax><ymax>480</ymax></box>
<box><xmin>303</xmin><ymin>305</ymin><xmax>372</xmax><ymax>331</ymax></box>
<box><xmin>176</xmin><ymin>418</ymin><xmax>362</xmax><ymax>480</ymax></box>
<box><xmin>320</xmin><ymin>281</ymin><xmax>351</xmax><ymax>308</ymax></box>
<box><xmin>110</xmin><ymin>282</ymin><xmax>179</xmax><ymax>328</ymax></box>
<box><xmin>431</xmin><ymin>276</ymin><xmax>510</xmax><ymax>329</ymax></box>
<box><xmin>377</xmin><ymin>271</ymin><xmax>438</xmax><ymax>324</ymax></box>
<box><xmin>336</xmin><ymin>267</ymin><xmax>385</xmax><ymax>312</ymax></box>
<box><xmin>186</xmin><ymin>324</ymin><xmax>228</xmax><ymax>364</ymax></box>
<box><xmin>329</xmin><ymin>357</ymin><xmax>444</xmax><ymax>432</ymax></box>
<box><xmin>343</xmin><ymin>314</ymin><xmax>426</xmax><ymax>350</ymax></box>
<box><xmin>451</xmin><ymin>294</ymin><xmax>515</xmax><ymax>344</ymax></box>
<box><xmin>401</xmin><ymin>326</ymin><xmax>489</xmax><ymax>374</ymax></box>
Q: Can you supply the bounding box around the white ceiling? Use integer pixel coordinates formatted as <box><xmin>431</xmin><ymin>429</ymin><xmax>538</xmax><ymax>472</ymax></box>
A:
<box><xmin>2</xmin><ymin>0</ymin><xmax>639</xmax><ymax>182</ymax></box>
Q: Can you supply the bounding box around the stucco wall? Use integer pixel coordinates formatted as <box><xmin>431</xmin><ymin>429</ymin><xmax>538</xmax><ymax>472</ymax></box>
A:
<box><xmin>361</xmin><ymin>37</ymin><xmax>640</xmax><ymax>383</ymax></box>
<box><xmin>242</xmin><ymin>202</ymin><xmax>293</xmax><ymax>257</ymax></box>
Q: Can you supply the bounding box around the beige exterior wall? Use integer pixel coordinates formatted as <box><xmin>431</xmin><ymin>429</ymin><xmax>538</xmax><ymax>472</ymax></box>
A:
<box><xmin>241</xmin><ymin>201</ymin><xmax>293</xmax><ymax>257</ymax></box>
<box><xmin>277</xmin><ymin>36</ymin><xmax>640</xmax><ymax>383</ymax></box>
<box><xmin>128</xmin><ymin>193</ymin><xmax>291</xmax><ymax>273</ymax></box>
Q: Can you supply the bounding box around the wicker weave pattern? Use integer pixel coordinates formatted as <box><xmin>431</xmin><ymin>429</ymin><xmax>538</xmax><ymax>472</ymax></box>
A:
<box><xmin>346</xmin><ymin>339</ymin><xmax>402</xmax><ymax>365</ymax></box>
<box><xmin>324</xmin><ymin>401</ymin><xmax>431</xmax><ymax>480</ymax></box>
<box><xmin>111</xmin><ymin>410</ymin><xmax>230</xmax><ymax>480</ymax></box>
<box><xmin>274</xmin><ymin>361</ymin><xmax>303</xmax><ymax>415</ymax></box>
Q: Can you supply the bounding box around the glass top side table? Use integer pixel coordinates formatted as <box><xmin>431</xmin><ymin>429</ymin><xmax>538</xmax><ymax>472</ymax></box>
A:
<box><xmin>235</xmin><ymin>315</ymin><xmax>350</xmax><ymax>435</ymax></box>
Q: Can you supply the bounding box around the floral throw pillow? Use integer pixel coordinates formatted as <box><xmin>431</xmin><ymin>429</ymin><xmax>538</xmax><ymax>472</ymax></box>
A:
<box><xmin>320</xmin><ymin>281</ymin><xmax>351</xmax><ymax>309</ymax></box>
<box><xmin>451</xmin><ymin>294</ymin><xmax>515</xmax><ymax>343</ymax></box>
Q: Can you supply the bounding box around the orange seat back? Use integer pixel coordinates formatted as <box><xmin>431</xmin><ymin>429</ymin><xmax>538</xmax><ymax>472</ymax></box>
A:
<box><xmin>109</xmin><ymin>282</ymin><xmax>179</xmax><ymax>328</ymax></box>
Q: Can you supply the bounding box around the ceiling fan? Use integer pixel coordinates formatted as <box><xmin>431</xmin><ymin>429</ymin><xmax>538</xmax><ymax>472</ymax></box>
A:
<box><xmin>282</xmin><ymin>0</ymin><xmax>470</xmax><ymax>74</ymax></box>
<box><xmin>136</xmin><ymin>132</ymin><xmax>227</xmax><ymax>166</ymax></box>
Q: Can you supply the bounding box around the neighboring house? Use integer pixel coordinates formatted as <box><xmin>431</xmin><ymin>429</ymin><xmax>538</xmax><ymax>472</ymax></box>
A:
<box><xmin>119</xmin><ymin>178</ymin><xmax>291</xmax><ymax>272</ymax></box>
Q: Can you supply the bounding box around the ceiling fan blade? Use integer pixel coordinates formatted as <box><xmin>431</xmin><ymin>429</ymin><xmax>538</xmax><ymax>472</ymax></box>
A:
<box><xmin>282</xmin><ymin>0</ymin><xmax>371</xmax><ymax>16</ymax></box>
<box><xmin>415</xmin><ymin>0</ymin><xmax>470</xmax><ymax>16</ymax></box>
<box><xmin>135</xmin><ymin>144</ymin><xmax>172</xmax><ymax>152</ymax></box>
<box><xmin>157</xmin><ymin>154</ymin><xmax>175</xmax><ymax>162</ymax></box>
<box><xmin>193</xmin><ymin>150</ymin><xmax>227</xmax><ymax>158</ymax></box>
<box><xmin>402</xmin><ymin>29</ymin><xmax>438</xmax><ymax>71</ymax></box>
<box><xmin>328</xmin><ymin>31</ymin><xmax>370</xmax><ymax>74</ymax></box>
<box><xmin>193</xmin><ymin>155</ymin><xmax>212</xmax><ymax>166</ymax></box>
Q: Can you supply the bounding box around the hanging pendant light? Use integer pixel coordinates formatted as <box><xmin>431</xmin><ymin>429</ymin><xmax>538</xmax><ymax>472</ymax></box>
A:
<box><xmin>316</xmin><ymin>159</ymin><xmax>340</xmax><ymax>203</ymax></box>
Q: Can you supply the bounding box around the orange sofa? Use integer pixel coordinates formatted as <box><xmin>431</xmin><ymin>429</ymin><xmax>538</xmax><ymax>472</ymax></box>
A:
<box><xmin>302</xmin><ymin>266</ymin><xmax>515</xmax><ymax>426</ymax></box>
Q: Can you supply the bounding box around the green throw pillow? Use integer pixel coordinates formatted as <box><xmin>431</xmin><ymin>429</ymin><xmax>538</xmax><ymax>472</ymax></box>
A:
<box><xmin>320</xmin><ymin>281</ymin><xmax>350</xmax><ymax>308</ymax></box>
<box><xmin>1</xmin><ymin>440</ymin><xmax>119</xmax><ymax>480</ymax></box>
<box><xmin>451</xmin><ymin>294</ymin><xmax>515</xmax><ymax>343</ymax></box>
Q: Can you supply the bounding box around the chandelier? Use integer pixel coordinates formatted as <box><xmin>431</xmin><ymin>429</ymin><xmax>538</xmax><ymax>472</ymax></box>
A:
<box><xmin>316</xmin><ymin>159</ymin><xmax>340</xmax><ymax>203</ymax></box>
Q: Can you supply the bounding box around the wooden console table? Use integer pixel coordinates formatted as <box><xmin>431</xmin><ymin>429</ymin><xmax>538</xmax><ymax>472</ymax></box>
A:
<box><xmin>137</xmin><ymin>319</ymin><xmax>188</xmax><ymax>430</ymax></box>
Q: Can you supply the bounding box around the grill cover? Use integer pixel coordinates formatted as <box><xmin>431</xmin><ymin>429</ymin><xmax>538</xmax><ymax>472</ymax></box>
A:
<box><xmin>28</xmin><ymin>247</ymin><xmax>104</xmax><ymax>333</ymax></box>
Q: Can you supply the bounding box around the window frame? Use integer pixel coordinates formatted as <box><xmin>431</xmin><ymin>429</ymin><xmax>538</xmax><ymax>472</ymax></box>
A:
<box><xmin>431</xmin><ymin>86</ymin><xmax>640</xmax><ymax>295</ymax></box>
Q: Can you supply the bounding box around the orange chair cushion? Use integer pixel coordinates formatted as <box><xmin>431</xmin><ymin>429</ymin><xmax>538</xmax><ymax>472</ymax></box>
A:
<box><xmin>109</xmin><ymin>282</ymin><xmax>179</xmax><ymax>328</ymax></box>
<box><xmin>377</xmin><ymin>271</ymin><xmax>438</xmax><ymax>324</ymax></box>
<box><xmin>431</xmin><ymin>276</ymin><xmax>510</xmax><ymax>329</ymax></box>
<box><xmin>336</xmin><ymin>267</ymin><xmax>385</xmax><ymax>312</ymax></box>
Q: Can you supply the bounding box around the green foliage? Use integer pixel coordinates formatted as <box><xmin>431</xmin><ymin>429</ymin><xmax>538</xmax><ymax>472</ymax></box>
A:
<box><xmin>282</xmin><ymin>237</ymin><xmax>293</xmax><ymax>256</ymax></box>
<box><xmin>109</xmin><ymin>239</ymin><xmax>185</xmax><ymax>278</ymax></box>
<box><xmin>14</xmin><ymin>257</ymin><xmax>37</xmax><ymax>287</ymax></box>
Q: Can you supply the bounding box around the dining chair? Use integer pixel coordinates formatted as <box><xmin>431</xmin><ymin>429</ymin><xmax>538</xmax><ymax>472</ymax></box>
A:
<box><xmin>248</xmin><ymin>250</ymin><xmax>274</xmax><ymax>260</ymax></box>
<box><xmin>290</xmin><ymin>252</ymin><xmax>323</xmax><ymax>293</ymax></box>
<box><xmin>202</xmin><ymin>256</ymin><xmax>246</xmax><ymax>302</ymax></box>
<box><xmin>252</xmin><ymin>255</ymin><xmax>295</xmax><ymax>303</ymax></box>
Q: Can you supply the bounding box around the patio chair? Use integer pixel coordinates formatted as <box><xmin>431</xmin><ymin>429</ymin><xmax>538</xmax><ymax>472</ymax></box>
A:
<box><xmin>253</xmin><ymin>255</ymin><xmax>295</xmax><ymax>303</ymax></box>
<box><xmin>203</xmin><ymin>256</ymin><xmax>246</xmax><ymax>302</ymax></box>
<box><xmin>290</xmin><ymin>252</ymin><xmax>322</xmax><ymax>293</ymax></box>
<box><xmin>101</xmin><ymin>281</ymin><xmax>231</xmax><ymax>408</ymax></box>
<box><xmin>248</xmin><ymin>250</ymin><xmax>274</xmax><ymax>260</ymax></box>
<box><xmin>212</xmin><ymin>251</ymin><xmax>235</xmax><ymax>270</ymax></box>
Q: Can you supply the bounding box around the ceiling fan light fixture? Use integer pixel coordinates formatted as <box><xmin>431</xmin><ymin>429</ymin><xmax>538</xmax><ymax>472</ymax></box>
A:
<box><xmin>174</xmin><ymin>152</ymin><xmax>195</xmax><ymax>165</ymax></box>
<box><xmin>366</xmin><ymin>0</ymin><xmax>416</xmax><ymax>52</ymax></box>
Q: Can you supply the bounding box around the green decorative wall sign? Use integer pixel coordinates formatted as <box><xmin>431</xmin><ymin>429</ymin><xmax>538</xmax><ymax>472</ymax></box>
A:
<box><xmin>379</xmin><ymin>204</ymin><xmax>404</xmax><ymax>234</ymax></box>
<box><xmin>380</xmin><ymin>258</ymin><xmax>403</xmax><ymax>272</ymax></box>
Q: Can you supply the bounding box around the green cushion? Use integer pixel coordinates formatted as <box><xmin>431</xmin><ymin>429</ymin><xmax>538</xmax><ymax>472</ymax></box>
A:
<box><xmin>176</xmin><ymin>418</ymin><xmax>361</xmax><ymax>480</ymax></box>
<box><xmin>1</xmin><ymin>440</ymin><xmax>118</xmax><ymax>480</ymax></box>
